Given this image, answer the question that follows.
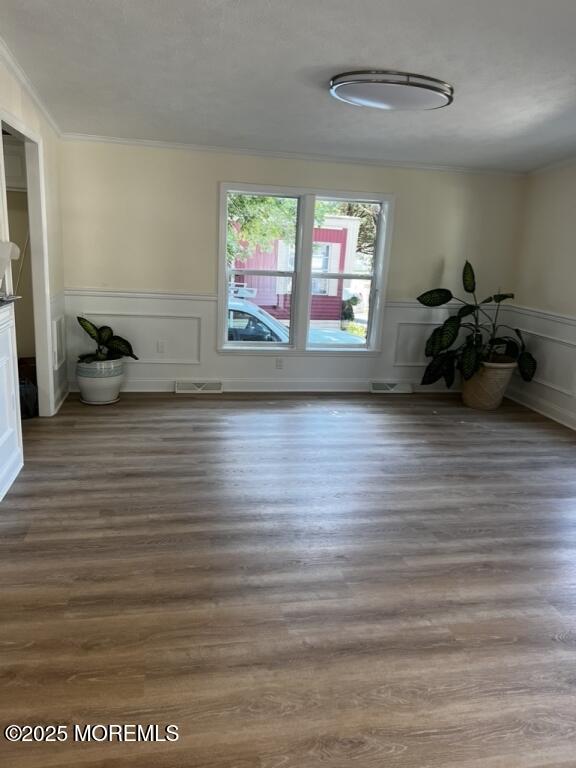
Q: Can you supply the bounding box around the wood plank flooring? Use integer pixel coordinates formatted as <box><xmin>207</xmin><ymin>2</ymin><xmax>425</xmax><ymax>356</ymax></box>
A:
<box><xmin>2</xmin><ymin>393</ymin><xmax>576</xmax><ymax>767</ymax></box>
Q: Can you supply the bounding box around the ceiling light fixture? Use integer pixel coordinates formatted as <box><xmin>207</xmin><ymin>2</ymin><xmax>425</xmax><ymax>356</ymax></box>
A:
<box><xmin>329</xmin><ymin>70</ymin><xmax>454</xmax><ymax>111</ymax></box>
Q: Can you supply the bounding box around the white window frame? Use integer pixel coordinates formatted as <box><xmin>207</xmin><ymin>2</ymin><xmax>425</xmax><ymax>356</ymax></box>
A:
<box><xmin>217</xmin><ymin>182</ymin><xmax>394</xmax><ymax>354</ymax></box>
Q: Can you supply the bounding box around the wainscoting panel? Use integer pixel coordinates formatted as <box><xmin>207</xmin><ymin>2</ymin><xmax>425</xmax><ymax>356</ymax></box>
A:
<box><xmin>505</xmin><ymin>306</ymin><xmax>576</xmax><ymax>430</ymax></box>
<box><xmin>64</xmin><ymin>293</ymin><xmax>457</xmax><ymax>393</ymax></box>
<box><xmin>394</xmin><ymin>322</ymin><xmax>437</xmax><ymax>367</ymax></box>
<box><xmin>77</xmin><ymin>312</ymin><xmax>202</xmax><ymax>365</ymax></box>
<box><xmin>62</xmin><ymin>292</ymin><xmax>576</xmax><ymax>424</ymax></box>
<box><xmin>50</xmin><ymin>292</ymin><xmax>68</xmax><ymax>412</ymax></box>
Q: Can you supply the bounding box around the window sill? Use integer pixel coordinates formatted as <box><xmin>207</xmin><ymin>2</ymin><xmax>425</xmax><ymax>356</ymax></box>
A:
<box><xmin>219</xmin><ymin>345</ymin><xmax>380</xmax><ymax>356</ymax></box>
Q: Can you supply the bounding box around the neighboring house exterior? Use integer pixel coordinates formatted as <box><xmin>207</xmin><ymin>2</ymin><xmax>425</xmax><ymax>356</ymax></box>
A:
<box><xmin>234</xmin><ymin>215</ymin><xmax>363</xmax><ymax>327</ymax></box>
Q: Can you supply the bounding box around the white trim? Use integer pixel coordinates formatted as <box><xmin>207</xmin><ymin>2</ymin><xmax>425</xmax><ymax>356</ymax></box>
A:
<box><xmin>222</xmin><ymin>181</ymin><xmax>393</xmax><ymax>203</ymax></box>
<box><xmin>23</xmin><ymin>139</ymin><xmax>56</xmax><ymax>416</ymax></box>
<box><xmin>217</xmin><ymin>185</ymin><xmax>230</xmax><ymax>350</ymax></box>
<box><xmin>51</xmin><ymin>316</ymin><xmax>66</xmax><ymax>369</ymax></box>
<box><xmin>512</xmin><ymin>328</ymin><xmax>576</xmax><ymax>397</ymax></box>
<box><xmin>218</xmin><ymin>182</ymin><xmax>394</xmax><ymax>354</ymax></box>
<box><xmin>309</xmin><ymin>271</ymin><xmax>373</xmax><ymax>280</ymax></box>
<box><xmin>387</xmin><ymin>301</ymin><xmax>576</xmax><ymax>328</ymax></box>
<box><xmin>507</xmin><ymin>388</ymin><xmax>576</xmax><ymax>433</ymax></box>
<box><xmin>516</xmin><ymin>327</ymin><xmax>576</xmax><ymax>350</ymax></box>
<box><xmin>65</xmin><ymin>288</ymin><xmax>217</xmax><ymax>301</ymax></box>
<box><xmin>508</xmin><ymin>303</ymin><xmax>576</xmax><ymax>328</ymax></box>
<box><xmin>392</xmin><ymin>321</ymin><xmax>441</xmax><ymax>367</ymax></box>
<box><xmin>0</xmin><ymin>118</ymin><xmax>57</xmax><ymax>418</ymax></box>
<box><xmin>369</xmin><ymin>198</ymin><xmax>394</xmax><ymax>351</ymax></box>
<box><xmin>0</xmin><ymin>36</ymin><xmax>61</xmax><ymax>137</ymax></box>
<box><xmin>53</xmin><ymin>385</ymin><xmax>69</xmax><ymax>415</ymax></box>
<box><xmin>60</xmin><ymin>132</ymin><xmax>526</xmax><ymax>176</ymax></box>
<box><xmin>222</xmin><ymin>378</ymin><xmax>371</xmax><ymax>392</ymax></box>
<box><xmin>68</xmin><ymin>378</ymin><xmax>375</xmax><ymax>394</ymax></box>
<box><xmin>80</xmin><ymin>311</ymin><xmax>202</xmax><ymax>319</ymax></box>
<box><xmin>77</xmin><ymin>310</ymin><xmax>202</xmax><ymax>365</ymax></box>
<box><xmin>293</xmin><ymin>194</ymin><xmax>315</xmax><ymax>350</ymax></box>
<box><xmin>216</xmin><ymin>347</ymin><xmax>379</xmax><ymax>357</ymax></box>
<box><xmin>229</xmin><ymin>269</ymin><xmax>294</xmax><ymax>278</ymax></box>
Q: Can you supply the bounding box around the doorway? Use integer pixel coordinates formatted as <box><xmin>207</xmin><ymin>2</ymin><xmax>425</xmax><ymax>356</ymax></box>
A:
<box><xmin>3</xmin><ymin>130</ymin><xmax>37</xmax><ymax>417</ymax></box>
<box><xmin>0</xmin><ymin>120</ymin><xmax>55</xmax><ymax>418</ymax></box>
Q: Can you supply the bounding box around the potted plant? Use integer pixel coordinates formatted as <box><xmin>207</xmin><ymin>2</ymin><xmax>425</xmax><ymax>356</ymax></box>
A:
<box><xmin>416</xmin><ymin>262</ymin><xmax>537</xmax><ymax>410</ymax></box>
<box><xmin>76</xmin><ymin>317</ymin><xmax>138</xmax><ymax>405</ymax></box>
<box><xmin>341</xmin><ymin>296</ymin><xmax>359</xmax><ymax>330</ymax></box>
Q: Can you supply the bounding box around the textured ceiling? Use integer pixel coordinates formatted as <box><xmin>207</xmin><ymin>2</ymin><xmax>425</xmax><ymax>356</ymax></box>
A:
<box><xmin>2</xmin><ymin>0</ymin><xmax>576</xmax><ymax>170</ymax></box>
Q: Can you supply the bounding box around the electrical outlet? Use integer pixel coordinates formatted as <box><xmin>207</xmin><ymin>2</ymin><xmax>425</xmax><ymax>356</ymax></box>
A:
<box><xmin>275</xmin><ymin>357</ymin><xmax>283</xmax><ymax>370</ymax></box>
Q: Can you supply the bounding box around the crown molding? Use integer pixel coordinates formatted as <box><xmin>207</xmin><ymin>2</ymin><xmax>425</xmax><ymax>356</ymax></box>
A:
<box><xmin>530</xmin><ymin>152</ymin><xmax>576</xmax><ymax>176</ymax></box>
<box><xmin>60</xmin><ymin>131</ymin><xmax>525</xmax><ymax>177</ymax></box>
<box><xmin>0</xmin><ymin>35</ymin><xmax>61</xmax><ymax>137</ymax></box>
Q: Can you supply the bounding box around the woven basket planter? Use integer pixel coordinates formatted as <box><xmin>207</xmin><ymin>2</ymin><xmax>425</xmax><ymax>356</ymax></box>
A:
<box><xmin>462</xmin><ymin>361</ymin><xmax>516</xmax><ymax>411</ymax></box>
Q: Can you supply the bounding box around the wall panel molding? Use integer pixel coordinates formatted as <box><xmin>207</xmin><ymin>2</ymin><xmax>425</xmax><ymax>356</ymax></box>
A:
<box><xmin>60</xmin><ymin>293</ymin><xmax>576</xmax><ymax>423</ymax></box>
<box><xmin>505</xmin><ymin>306</ymin><xmax>576</xmax><ymax>430</ymax></box>
<box><xmin>65</xmin><ymin>288</ymin><xmax>218</xmax><ymax>302</ymax></box>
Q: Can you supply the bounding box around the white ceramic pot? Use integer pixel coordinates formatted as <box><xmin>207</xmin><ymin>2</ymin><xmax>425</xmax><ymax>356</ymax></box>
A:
<box><xmin>76</xmin><ymin>360</ymin><xmax>125</xmax><ymax>405</ymax></box>
<box><xmin>462</xmin><ymin>361</ymin><xmax>516</xmax><ymax>411</ymax></box>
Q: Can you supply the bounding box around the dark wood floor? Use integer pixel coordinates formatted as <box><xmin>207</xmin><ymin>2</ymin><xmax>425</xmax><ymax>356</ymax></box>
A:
<box><xmin>2</xmin><ymin>394</ymin><xmax>576</xmax><ymax>767</ymax></box>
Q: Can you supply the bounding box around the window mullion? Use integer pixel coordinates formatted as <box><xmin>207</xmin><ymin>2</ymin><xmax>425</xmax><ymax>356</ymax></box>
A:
<box><xmin>293</xmin><ymin>194</ymin><xmax>315</xmax><ymax>350</ymax></box>
<box><xmin>366</xmin><ymin>203</ymin><xmax>390</xmax><ymax>349</ymax></box>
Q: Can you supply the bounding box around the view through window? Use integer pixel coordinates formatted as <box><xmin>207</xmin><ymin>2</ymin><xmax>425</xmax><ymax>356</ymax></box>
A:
<box><xmin>223</xmin><ymin>187</ymin><xmax>389</xmax><ymax>349</ymax></box>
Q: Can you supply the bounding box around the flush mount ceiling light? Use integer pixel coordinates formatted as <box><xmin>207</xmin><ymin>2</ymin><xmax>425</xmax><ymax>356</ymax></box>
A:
<box><xmin>329</xmin><ymin>70</ymin><xmax>454</xmax><ymax>111</ymax></box>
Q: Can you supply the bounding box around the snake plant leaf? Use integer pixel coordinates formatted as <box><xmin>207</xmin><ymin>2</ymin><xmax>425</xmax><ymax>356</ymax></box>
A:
<box><xmin>438</xmin><ymin>315</ymin><xmax>461</xmax><ymax>350</ymax></box>
<box><xmin>98</xmin><ymin>325</ymin><xmax>113</xmax><ymax>345</ymax></box>
<box><xmin>417</xmin><ymin>288</ymin><xmax>453</xmax><ymax>307</ymax></box>
<box><xmin>462</xmin><ymin>261</ymin><xmax>476</xmax><ymax>293</ymax></box>
<box><xmin>425</xmin><ymin>327</ymin><xmax>444</xmax><ymax>357</ymax></box>
<box><xmin>421</xmin><ymin>354</ymin><xmax>449</xmax><ymax>385</ymax></box>
<box><xmin>77</xmin><ymin>316</ymin><xmax>99</xmax><ymax>342</ymax></box>
<box><xmin>518</xmin><ymin>351</ymin><xmax>537</xmax><ymax>382</ymax></box>
<box><xmin>457</xmin><ymin>304</ymin><xmax>476</xmax><ymax>319</ymax></box>
<box><xmin>107</xmin><ymin>335</ymin><xmax>139</xmax><ymax>359</ymax></box>
<box><xmin>493</xmin><ymin>292</ymin><xmax>515</xmax><ymax>303</ymax></box>
<box><xmin>461</xmin><ymin>343</ymin><xmax>480</xmax><ymax>380</ymax></box>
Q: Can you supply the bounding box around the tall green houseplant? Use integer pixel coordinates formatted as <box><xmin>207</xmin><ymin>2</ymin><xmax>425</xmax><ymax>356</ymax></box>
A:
<box><xmin>417</xmin><ymin>262</ymin><xmax>537</xmax><ymax>387</ymax></box>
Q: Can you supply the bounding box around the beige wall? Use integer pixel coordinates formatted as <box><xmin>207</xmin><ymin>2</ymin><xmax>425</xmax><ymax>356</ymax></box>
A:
<box><xmin>516</xmin><ymin>162</ymin><xmax>576</xmax><ymax>315</ymax></box>
<box><xmin>0</xmin><ymin>55</ymin><xmax>63</xmax><ymax>296</ymax></box>
<box><xmin>60</xmin><ymin>140</ymin><xmax>525</xmax><ymax>299</ymax></box>
<box><xmin>7</xmin><ymin>190</ymin><xmax>35</xmax><ymax>357</ymax></box>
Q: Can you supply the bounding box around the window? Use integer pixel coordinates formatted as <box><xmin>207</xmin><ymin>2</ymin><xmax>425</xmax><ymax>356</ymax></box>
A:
<box><xmin>220</xmin><ymin>185</ymin><xmax>392</xmax><ymax>351</ymax></box>
<box><xmin>311</xmin><ymin>244</ymin><xmax>330</xmax><ymax>295</ymax></box>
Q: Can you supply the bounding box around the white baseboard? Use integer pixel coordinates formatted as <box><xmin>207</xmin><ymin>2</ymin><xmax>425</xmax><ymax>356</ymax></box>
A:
<box><xmin>223</xmin><ymin>378</ymin><xmax>371</xmax><ymax>393</ymax></box>
<box><xmin>69</xmin><ymin>378</ymin><xmax>374</xmax><ymax>393</ymax></box>
<box><xmin>506</xmin><ymin>387</ymin><xmax>576</xmax><ymax>432</ymax></box>
<box><xmin>53</xmin><ymin>385</ymin><xmax>70</xmax><ymax>414</ymax></box>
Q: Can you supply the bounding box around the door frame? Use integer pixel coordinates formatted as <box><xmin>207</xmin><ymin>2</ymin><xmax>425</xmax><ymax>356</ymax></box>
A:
<box><xmin>0</xmin><ymin>112</ymin><xmax>55</xmax><ymax>417</ymax></box>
